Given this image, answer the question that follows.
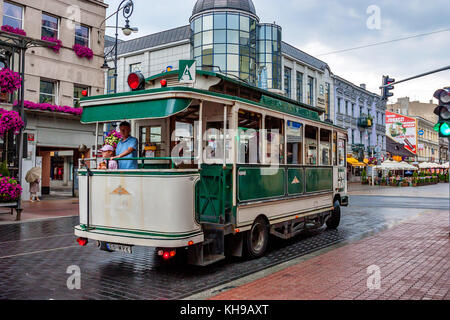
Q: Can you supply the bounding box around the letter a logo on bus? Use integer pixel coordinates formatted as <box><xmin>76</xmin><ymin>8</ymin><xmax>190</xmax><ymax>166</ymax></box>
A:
<box><xmin>179</xmin><ymin>60</ymin><xmax>196</xmax><ymax>84</ymax></box>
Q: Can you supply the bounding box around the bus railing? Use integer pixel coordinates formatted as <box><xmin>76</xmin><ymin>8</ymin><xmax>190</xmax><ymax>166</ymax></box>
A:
<box><xmin>79</xmin><ymin>157</ymin><xmax>198</xmax><ymax>169</ymax></box>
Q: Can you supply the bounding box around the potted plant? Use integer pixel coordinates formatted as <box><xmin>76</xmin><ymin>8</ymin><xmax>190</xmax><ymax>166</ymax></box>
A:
<box><xmin>73</xmin><ymin>44</ymin><xmax>93</xmax><ymax>59</ymax></box>
<box><xmin>0</xmin><ymin>175</ymin><xmax>22</xmax><ymax>203</ymax></box>
<box><xmin>0</xmin><ymin>68</ymin><xmax>22</xmax><ymax>94</ymax></box>
<box><xmin>412</xmin><ymin>172</ymin><xmax>419</xmax><ymax>187</ymax></box>
<box><xmin>380</xmin><ymin>177</ymin><xmax>387</xmax><ymax>186</ymax></box>
<box><xmin>42</xmin><ymin>36</ymin><xmax>62</xmax><ymax>53</ymax></box>
<box><xmin>361</xmin><ymin>169</ymin><xmax>368</xmax><ymax>184</ymax></box>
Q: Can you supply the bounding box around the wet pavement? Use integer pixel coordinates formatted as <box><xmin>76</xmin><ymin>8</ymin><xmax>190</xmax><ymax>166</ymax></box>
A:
<box><xmin>0</xmin><ymin>194</ymin><xmax>447</xmax><ymax>300</ymax></box>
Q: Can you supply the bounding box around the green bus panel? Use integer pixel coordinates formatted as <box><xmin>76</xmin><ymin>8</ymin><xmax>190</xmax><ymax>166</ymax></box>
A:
<box><xmin>305</xmin><ymin>167</ymin><xmax>333</xmax><ymax>193</ymax></box>
<box><xmin>287</xmin><ymin>168</ymin><xmax>304</xmax><ymax>195</ymax></box>
<box><xmin>238</xmin><ymin>167</ymin><xmax>285</xmax><ymax>202</ymax></box>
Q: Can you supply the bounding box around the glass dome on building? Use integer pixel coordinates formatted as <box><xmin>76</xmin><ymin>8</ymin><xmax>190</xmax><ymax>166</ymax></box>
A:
<box><xmin>190</xmin><ymin>0</ymin><xmax>282</xmax><ymax>90</ymax></box>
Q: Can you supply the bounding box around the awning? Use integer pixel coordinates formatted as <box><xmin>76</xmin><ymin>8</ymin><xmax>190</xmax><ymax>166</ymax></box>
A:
<box><xmin>347</xmin><ymin>157</ymin><xmax>366</xmax><ymax>167</ymax></box>
<box><xmin>81</xmin><ymin>98</ymin><xmax>192</xmax><ymax>124</ymax></box>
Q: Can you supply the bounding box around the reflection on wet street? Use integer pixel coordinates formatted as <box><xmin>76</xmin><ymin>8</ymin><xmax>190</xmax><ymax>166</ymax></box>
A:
<box><xmin>0</xmin><ymin>195</ymin><xmax>446</xmax><ymax>300</ymax></box>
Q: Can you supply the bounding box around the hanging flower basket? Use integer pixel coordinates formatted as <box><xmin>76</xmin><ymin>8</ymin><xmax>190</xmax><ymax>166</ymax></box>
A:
<box><xmin>104</xmin><ymin>131</ymin><xmax>122</xmax><ymax>148</ymax></box>
<box><xmin>0</xmin><ymin>108</ymin><xmax>24</xmax><ymax>136</ymax></box>
<box><xmin>1</xmin><ymin>25</ymin><xmax>26</xmax><ymax>36</ymax></box>
<box><xmin>13</xmin><ymin>100</ymin><xmax>82</xmax><ymax>116</ymax></box>
<box><xmin>42</xmin><ymin>36</ymin><xmax>62</xmax><ymax>53</ymax></box>
<box><xmin>0</xmin><ymin>176</ymin><xmax>22</xmax><ymax>203</ymax></box>
<box><xmin>0</xmin><ymin>68</ymin><xmax>22</xmax><ymax>94</ymax></box>
<box><xmin>73</xmin><ymin>44</ymin><xmax>93</xmax><ymax>59</ymax></box>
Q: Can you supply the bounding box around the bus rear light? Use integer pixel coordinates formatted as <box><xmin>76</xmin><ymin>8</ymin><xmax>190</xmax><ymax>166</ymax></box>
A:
<box><xmin>235</xmin><ymin>229</ymin><xmax>240</xmax><ymax>233</ymax></box>
<box><xmin>163</xmin><ymin>252</ymin><xmax>170</xmax><ymax>260</ymax></box>
<box><xmin>188</xmin><ymin>241</ymin><xmax>194</xmax><ymax>246</ymax></box>
<box><xmin>170</xmin><ymin>250</ymin><xmax>176</xmax><ymax>257</ymax></box>
<box><xmin>77</xmin><ymin>237</ymin><xmax>88</xmax><ymax>246</ymax></box>
<box><xmin>157</xmin><ymin>250</ymin><xmax>164</xmax><ymax>256</ymax></box>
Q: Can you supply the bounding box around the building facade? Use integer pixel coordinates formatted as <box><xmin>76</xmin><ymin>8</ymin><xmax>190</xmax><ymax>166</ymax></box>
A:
<box><xmin>0</xmin><ymin>0</ymin><xmax>107</xmax><ymax>198</ymax></box>
<box><xmin>105</xmin><ymin>0</ymin><xmax>334</xmax><ymax>121</ymax></box>
<box><xmin>415</xmin><ymin>117</ymin><xmax>440</xmax><ymax>163</ymax></box>
<box><xmin>333</xmin><ymin>75</ymin><xmax>387</xmax><ymax>160</ymax></box>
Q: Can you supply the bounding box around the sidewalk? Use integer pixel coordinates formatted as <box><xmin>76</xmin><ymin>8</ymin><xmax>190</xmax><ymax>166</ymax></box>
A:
<box><xmin>209</xmin><ymin>210</ymin><xmax>450</xmax><ymax>300</ymax></box>
<box><xmin>348</xmin><ymin>181</ymin><xmax>450</xmax><ymax>198</ymax></box>
<box><xmin>0</xmin><ymin>198</ymin><xmax>78</xmax><ymax>224</ymax></box>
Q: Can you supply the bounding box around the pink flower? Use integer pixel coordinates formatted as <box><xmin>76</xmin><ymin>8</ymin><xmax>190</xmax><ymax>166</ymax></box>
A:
<box><xmin>72</xmin><ymin>44</ymin><xmax>93</xmax><ymax>59</ymax></box>
<box><xmin>0</xmin><ymin>68</ymin><xmax>22</xmax><ymax>94</ymax></box>
<box><xmin>1</xmin><ymin>25</ymin><xmax>26</xmax><ymax>36</ymax></box>
<box><xmin>42</xmin><ymin>36</ymin><xmax>62</xmax><ymax>53</ymax></box>
<box><xmin>13</xmin><ymin>100</ymin><xmax>82</xmax><ymax>116</ymax></box>
<box><xmin>0</xmin><ymin>108</ymin><xmax>24</xmax><ymax>136</ymax></box>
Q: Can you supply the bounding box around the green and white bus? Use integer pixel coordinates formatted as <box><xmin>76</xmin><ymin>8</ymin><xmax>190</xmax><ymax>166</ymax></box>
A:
<box><xmin>75</xmin><ymin>63</ymin><xmax>348</xmax><ymax>266</ymax></box>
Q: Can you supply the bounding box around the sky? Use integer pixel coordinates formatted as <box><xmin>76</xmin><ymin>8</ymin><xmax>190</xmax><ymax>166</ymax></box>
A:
<box><xmin>104</xmin><ymin>0</ymin><xmax>450</xmax><ymax>104</ymax></box>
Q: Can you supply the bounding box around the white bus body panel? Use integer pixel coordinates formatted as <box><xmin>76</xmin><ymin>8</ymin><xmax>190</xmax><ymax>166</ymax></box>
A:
<box><xmin>77</xmin><ymin>172</ymin><xmax>203</xmax><ymax>248</ymax></box>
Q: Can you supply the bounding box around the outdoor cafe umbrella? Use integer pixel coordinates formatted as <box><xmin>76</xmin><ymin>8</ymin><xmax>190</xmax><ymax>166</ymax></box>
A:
<box><xmin>25</xmin><ymin>167</ymin><xmax>42</xmax><ymax>183</ymax></box>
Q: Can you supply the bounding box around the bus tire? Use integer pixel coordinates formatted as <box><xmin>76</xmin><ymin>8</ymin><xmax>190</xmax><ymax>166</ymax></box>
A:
<box><xmin>245</xmin><ymin>216</ymin><xmax>269</xmax><ymax>259</ymax></box>
<box><xmin>326</xmin><ymin>200</ymin><xmax>341</xmax><ymax>230</ymax></box>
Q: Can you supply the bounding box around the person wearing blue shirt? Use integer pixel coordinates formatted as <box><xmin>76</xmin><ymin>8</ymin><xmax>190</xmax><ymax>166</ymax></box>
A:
<box><xmin>113</xmin><ymin>121</ymin><xmax>138</xmax><ymax>169</ymax></box>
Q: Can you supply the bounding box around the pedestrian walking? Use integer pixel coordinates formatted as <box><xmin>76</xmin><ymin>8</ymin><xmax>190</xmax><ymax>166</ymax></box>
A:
<box><xmin>25</xmin><ymin>166</ymin><xmax>42</xmax><ymax>202</ymax></box>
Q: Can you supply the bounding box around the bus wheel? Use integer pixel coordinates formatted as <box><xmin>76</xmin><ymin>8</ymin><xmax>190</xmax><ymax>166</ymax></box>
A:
<box><xmin>245</xmin><ymin>217</ymin><xmax>269</xmax><ymax>259</ymax></box>
<box><xmin>326</xmin><ymin>200</ymin><xmax>341</xmax><ymax>230</ymax></box>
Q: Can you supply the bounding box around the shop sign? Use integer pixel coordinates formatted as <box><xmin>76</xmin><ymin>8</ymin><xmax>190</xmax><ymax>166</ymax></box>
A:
<box><xmin>386</xmin><ymin>111</ymin><xmax>417</xmax><ymax>154</ymax></box>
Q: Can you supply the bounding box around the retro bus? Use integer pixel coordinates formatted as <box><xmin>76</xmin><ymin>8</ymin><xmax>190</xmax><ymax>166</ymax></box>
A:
<box><xmin>75</xmin><ymin>64</ymin><xmax>348</xmax><ymax>266</ymax></box>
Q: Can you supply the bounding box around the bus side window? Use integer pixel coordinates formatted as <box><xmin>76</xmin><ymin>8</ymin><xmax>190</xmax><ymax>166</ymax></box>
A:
<box><xmin>238</xmin><ymin>110</ymin><xmax>261</xmax><ymax>164</ymax></box>
<box><xmin>338</xmin><ymin>138</ymin><xmax>346</xmax><ymax>167</ymax></box>
<box><xmin>139</xmin><ymin>125</ymin><xmax>163</xmax><ymax>158</ymax></box>
<box><xmin>287</xmin><ymin>120</ymin><xmax>303</xmax><ymax>165</ymax></box>
<box><xmin>305</xmin><ymin>125</ymin><xmax>318</xmax><ymax>165</ymax></box>
<box><xmin>265</xmin><ymin>116</ymin><xmax>284</xmax><ymax>165</ymax></box>
<box><xmin>320</xmin><ymin>129</ymin><xmax>331</xmax><ymax>166</ymax></box>
<box><xmin>333</xmin><ymin>132</ymin><xmax>338</xmax><ymax>166</ymax></box>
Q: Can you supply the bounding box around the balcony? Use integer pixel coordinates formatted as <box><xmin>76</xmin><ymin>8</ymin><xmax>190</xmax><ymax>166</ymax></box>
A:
<box><xmin>358</xmin><ymin>115</ymin><xmax>373</xmax><ymax>128</ymax></box>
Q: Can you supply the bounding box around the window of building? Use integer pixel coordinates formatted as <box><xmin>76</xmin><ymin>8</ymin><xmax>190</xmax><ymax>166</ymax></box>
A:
<box><xmin>265</xmin><ymin>116</ymin><xmax>284</xmax><ymax>164</ymax></box>
<box><xmin>360</xmin><ymin>131</ymin><xmax>363</xmax><ymax>145</ymax></box>
<box><xmin>320</xmin><ymin>129</ymin><xmax>332</xmax><ymax>165</ymax></box>
<box><xmin>284</xmin><ymin>67</ymin><xmax>292</xmax><ymax>98</ymax></box>
<box><xmin>307</xmin><ymin>76</ymin><xmax>314</xmax><ymax>105</ymax></box>
<box><xmin>40</xmin><ymin>79</ymin><xmax>57</xmax><ymax>104</ymax></box>
<box><xmin>238</xmin><ymin>110</ymin><xmax>261</xmax><ymax>164</ymax></box>
<box><xmin>337</xmin><ymin>98</ymin><xmax>342</xmax><ymax>114</ymax></box>
<box><xmin>42</xmin><ymin>13</ymin><xmax>59</xmax><ymax>38</ymax></box>
<box><xmin>325</xmin><ymin>83</ymin><xmax>331</xmax><ymax>119</ymax></box>
<box><xmin>345</xmin><ymin>101</ymin><xmax>348</xmax><ymax>115</ymax></box>
<box><xmin>73</xmin><ymin>85</ymin><xmax>89</xmax><ymax>107</ymax></box>
<box><xmin>333</xmin><ymin>132</ymin><xmax>337</xmax><ymax>166</ymax></box>
<box><xmin>2</xmin><ymin>1</ymin><xmax>23</xmax><ymax>29</ymax></box>
<box><xmin>75</xmin><ymin>24</ymin><xmax>89</xmax><ymax>47</ymax></box>
<box><xmin>352</xmin><ymin>129</ymin><xmax>355</xmax><ymax>145</ymax></box>
<box><xmin>129</xmin><ymin>63</ymin><xmax>142</xmax><ymax>73</ymax></box>
<box><xmin>107</xmin><ymin>69</ymin><xmax>116</xmax><ymax>94</ymax></box>
<box><xmin>305</xmin><ymin>125</ymin><xmax>318</xmax><ymax>165</ymax></box>
<box><xmin>360</xmin><ymin>106</ymin><xmax>363</xmax><ymax>116</ymax></box>
<box><xmin>352</xmin><ymin>104</ymin><xmax>355</xmax><ymax>117</ymax></box>
<box><xmin>296</xmin><ymin>72</ymin><xmax>303</xmax><ymax>103</ymax></box>
<box><xmin>287</xmin><ymin>120</ymin><xmax>303</xmax><ymax>165</ymax></box>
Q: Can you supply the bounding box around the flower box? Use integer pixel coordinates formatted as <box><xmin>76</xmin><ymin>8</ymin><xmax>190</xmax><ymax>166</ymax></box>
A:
<box><xmin>14</xmin><ymin>100</ymin><xmax>82</xmax><ymax>116</ymax></box>
<box><xmin>73</xmin><ymin>44</ymin><xmax>93</xmax><ymax>59</ymax></box>
<box><xmin>1</xmin><ymin>25</ymin><xmax>26</xmax><ymax>36</ymax></box>
<box><xmin>0</xmin><ymin>176</ymin><xmax>22</xmax><ymax>203</ymax></box>
<box><xmin>42</xmin><ymin>36</ymin><xmax>62</xmax><ymax>53</ymax></box>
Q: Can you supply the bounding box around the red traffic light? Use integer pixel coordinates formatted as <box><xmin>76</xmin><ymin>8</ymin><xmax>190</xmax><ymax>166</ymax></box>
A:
<box><xmin>127</xmin><ymin>72</ymin><xmax>145</xmax><ymax>91</ymax></box>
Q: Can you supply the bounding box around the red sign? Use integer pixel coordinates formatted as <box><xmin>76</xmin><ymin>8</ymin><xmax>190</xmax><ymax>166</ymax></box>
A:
<box><xmin>386</xmin><ymin>111</ymin><xmax>417</xmax><ymax>154</ymax></box>
<box><xmin>27</xmin><ymin>133</ymin><xmax>35</xmax><ymax>142</ymax></box>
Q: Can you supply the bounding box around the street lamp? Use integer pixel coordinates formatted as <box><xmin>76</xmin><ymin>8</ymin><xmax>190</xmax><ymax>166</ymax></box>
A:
<box><xmin>98</xmin><ymin>0</ymin><xmax>137</xmax><ymax>93</ymax></box>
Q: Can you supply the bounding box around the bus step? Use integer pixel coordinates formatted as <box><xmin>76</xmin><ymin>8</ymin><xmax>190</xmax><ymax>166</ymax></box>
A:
<box><xmin>198</xmin><ymin>254</ymin><xmax>225</xmax><ymax>267</ymax></box>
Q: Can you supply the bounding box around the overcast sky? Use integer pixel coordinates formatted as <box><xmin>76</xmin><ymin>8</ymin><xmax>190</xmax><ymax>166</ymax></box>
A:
<box><xmin>105</xmin><ymin>0</ymin><xmax>450</xmax><ymax>104</ymax></box>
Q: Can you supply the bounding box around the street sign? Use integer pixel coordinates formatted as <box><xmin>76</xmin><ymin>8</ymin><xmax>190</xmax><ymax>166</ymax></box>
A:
<box><xmin>418</xmin><ymin>130</ymin><xmax>424</xmax><ymax>136</ymax></box>
<box><xmin>179</xmin><ymin>60</ymin><xmax>196</xmax><ymax>84</ymax></box>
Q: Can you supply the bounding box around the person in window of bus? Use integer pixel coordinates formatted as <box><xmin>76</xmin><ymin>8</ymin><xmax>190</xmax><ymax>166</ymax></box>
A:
<box><xmin>112</xmin><ymin>121</ymin><xmax>138</xmax><ymax>169</ymax></box>
<box><xmin>98</xmin><ymin>145</ymin><xmax>118</xmax><ymax>170</ymax></box>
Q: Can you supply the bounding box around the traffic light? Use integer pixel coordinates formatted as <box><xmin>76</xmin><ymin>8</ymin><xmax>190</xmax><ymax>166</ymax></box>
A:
<box><xmin>433</xmin><ymin>88</ymin><xmax>450</xmax><ymax>137</ymax></box>
<box><xmin>381</xmin><ymin>76</ymin><xmax>395</xmax><ymax>100</ymax></box>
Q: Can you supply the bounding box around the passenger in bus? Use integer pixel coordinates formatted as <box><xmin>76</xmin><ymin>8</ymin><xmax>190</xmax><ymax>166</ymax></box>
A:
<box><xmin>112</xmin><ymin>121</ymin><xmax>138</xmax><ymax>169</ymax></box>
<box><xmin>98</xmin><ymin>145</ymin><xmax>118</xmax><ymax>170</ymax></box>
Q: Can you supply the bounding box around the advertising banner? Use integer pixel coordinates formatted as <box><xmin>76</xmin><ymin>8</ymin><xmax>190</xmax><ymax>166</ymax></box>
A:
<box><xmin>386</xmin><ymin>111</ymin><xmax>417</xmax><ymax>154</ymax></box>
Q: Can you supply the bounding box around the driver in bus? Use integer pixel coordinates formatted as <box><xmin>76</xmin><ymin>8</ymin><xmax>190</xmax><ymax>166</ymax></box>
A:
<box><xmin>112</xmin><ymin>121</ymin><xmax>138</xmax><ymax>170</ymax></box>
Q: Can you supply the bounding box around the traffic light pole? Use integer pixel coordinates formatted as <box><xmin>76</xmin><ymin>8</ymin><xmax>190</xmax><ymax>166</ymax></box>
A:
<box><xmin>380</xmin><ymin>65</ymin><xmax>450</xmax><ymax>89</ymax></box>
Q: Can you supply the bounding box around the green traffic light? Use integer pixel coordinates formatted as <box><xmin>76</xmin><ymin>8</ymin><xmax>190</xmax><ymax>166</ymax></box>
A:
<box><xmin>440</xmin><ymin>122</ymin><xmax>450</xmax><ymax>136</ymax></box>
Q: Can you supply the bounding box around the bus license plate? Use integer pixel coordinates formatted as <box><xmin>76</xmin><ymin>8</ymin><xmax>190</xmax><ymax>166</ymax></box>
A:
<box><xmin>108</xmin><ymin>243</ymin><xmax>132</xmax><ymax>254</ymax></box>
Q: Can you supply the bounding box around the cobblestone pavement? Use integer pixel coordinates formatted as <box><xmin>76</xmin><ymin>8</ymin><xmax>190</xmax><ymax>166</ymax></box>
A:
<box><xmin>0</xmin><ymin>195</ymin><xmax>447</xmax><ymax>300</ymax></box>
<box><xmin>210</xmin><ymin>210</ymin><xmax>450</xmax><ymax>300</ymax></box>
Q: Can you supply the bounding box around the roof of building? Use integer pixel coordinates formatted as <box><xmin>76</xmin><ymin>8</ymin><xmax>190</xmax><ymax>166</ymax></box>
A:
<box><xmin>105</xmin><ymin>27</ymin><xmax>329</xmax><ymax>73</ymax></box>
<box><xmin>104</xmin><ymin>35</ymin><xmax>123</xmax><ymax>48</ymax></box>
<box><xmin>192</xmin><ymin>0</ymin><xmax>257</xmax><ymax>17</ymax></box>
<box><xmin>333</xmin><ymin>74</ymin><xmax>381</xmax><ymax>98</ymax></box>
<box><xmin>105</xmin><ymin>25</ymin><xmax>191</xmax><ymax>56</ymax></box>
<box><xmin>386</xmin><ymin>136</ymin><xmax>415</xmax><ymax>158</ymax></box>
<box><xmin>281</xmin><ymin>42</ymin><xmax>329</xmax><ymax>71</ymax></box>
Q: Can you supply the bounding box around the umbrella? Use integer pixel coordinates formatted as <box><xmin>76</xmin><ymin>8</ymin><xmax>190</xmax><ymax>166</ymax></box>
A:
<box><xmin>25</xmin><ymin>167</ymin><xmax>42</xmax><ymax>183</ymax></box>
